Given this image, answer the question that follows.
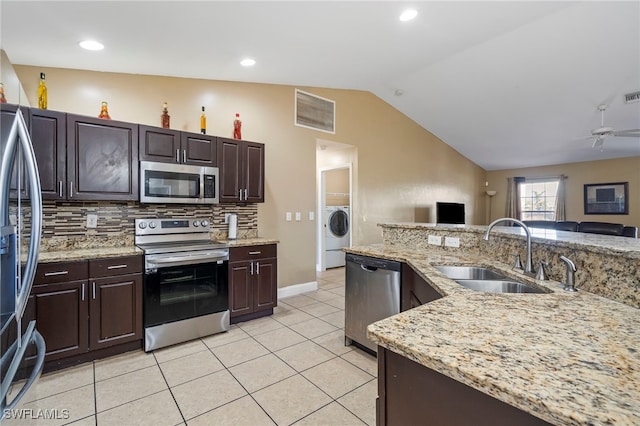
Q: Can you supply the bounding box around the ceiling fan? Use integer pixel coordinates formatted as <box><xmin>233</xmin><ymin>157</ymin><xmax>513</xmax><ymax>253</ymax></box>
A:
<box><xmin>586</xmin><ymin>104</ymin><xmax>640</xmax><ymax>149</ymax></box>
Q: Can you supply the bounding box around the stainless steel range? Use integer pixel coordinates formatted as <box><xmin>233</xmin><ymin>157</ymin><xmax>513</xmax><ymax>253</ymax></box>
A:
<box><xmin>135</xmin><ymin>217</ymin><xmax>229</xmax><ymax>352</ymax></box>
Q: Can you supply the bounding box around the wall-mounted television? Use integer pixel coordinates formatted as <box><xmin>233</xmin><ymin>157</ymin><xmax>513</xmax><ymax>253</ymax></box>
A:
<box><xmin>436</xmin><ymin>202</ymin><xmax>465</xmax><ymax>224</ymax></box>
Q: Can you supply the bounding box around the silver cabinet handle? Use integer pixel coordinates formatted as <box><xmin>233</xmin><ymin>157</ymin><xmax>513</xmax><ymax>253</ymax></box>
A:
<box><xmin>107</xmin><ymin>264</ymin><xmax>128</xmax><ymax>270</ymax></box>
<box><xmin>244</xmin><ymin>189</ymin><xmax>248</xmax><ymax>200</ymax></box>
<box><xmin>183</xmin><ymin>150</ymin><xmax>186</xmax><ymax>163</ymax></box>
<box><xmin>59</xmin><ymin>180</ymin><xmax>63</xmax><ymax>198</ymax></box>
<box><xmin>256</xmin><ymin>262</ymin><xmax>260</xmax><ymax>275</ymax></box>
<box><xmin>249</xmin><ymin>251</ymin><xmax>261</xmax><ymax>255</ymax></box>
<box><xmin>176</xmin><ymin>149</ymin><xmax>180</xmax><ymax>163</ymax></box>
<box><xmin>69</xmin><ymin>181</ymin><xmax>74</xmax><ymax>198</ymax></box>
<box><xmin>239</xmin><ymin>189</ymin><xmax>243</xmax><ymax>200</ymax></box>
<box><xmin>44</xmin><ymin>270</ymin><xmax>68</xmax><ymax>277</ymax></box>
<box><xmin>81</xmin><ymin>283</ymin><xmax>85</xmax><ymax>301</ymax></box>
<box><xmin>92</xmin><ymin>282</ymin><xmax>96</xmax><ymax>299</ymax></box>
<box><xmin>250</xmin><ymin>261</ymin><xmax>254</xmax><ymax>275</ymax></box>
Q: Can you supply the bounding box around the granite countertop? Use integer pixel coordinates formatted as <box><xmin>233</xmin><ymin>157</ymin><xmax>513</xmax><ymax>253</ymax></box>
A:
<box><xmin>34</xmin><ymin>237</ymin><xmax>279</xmax><ymax>263</ymax></box>
<box><xmin>347</xmin><ymin>244</ymin><xmax>640</xmax><ymax>425</ymax></box>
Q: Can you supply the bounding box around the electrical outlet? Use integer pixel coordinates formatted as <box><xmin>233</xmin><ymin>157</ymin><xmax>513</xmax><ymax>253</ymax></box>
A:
<box><xmin>286</xmin><ymin>212</ymin><xmax>292</xmax><ymax>222</ymax></box>
<box><xmin>308</xmin><ymin>211</ymin><xmax>315</xmax><ymax>221</ymax></box>
<box><xmin>444</xmin><ymin>236</ymin><xmax>460</xmax><ymax>248</ymax></box>
<box><xmin>9</xmin><ymin>214</ymin><xmax>17</xmax><ymax>226</ymax></box>
<box><xmin>428</xmin><ymin>235</ymin><xmax>442</xmax><ymax>245</ymax></box>
<box><xmin>295</xmin><ymin>212</ymin><xmax>301</xmax><ymax>221</ymax></box>
<box><xmin>224</xmin><ymin>213</ymin><xmax>231</xmax><ymax>223</ymax></box>
<box><xmin>86</xmin><ymin>214</ymin><xmax>98</xmax><ymax>228</ymax></box>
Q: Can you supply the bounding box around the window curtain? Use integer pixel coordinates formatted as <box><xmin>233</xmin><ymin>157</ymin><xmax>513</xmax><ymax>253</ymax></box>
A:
<box><xmin>554</xmin><ymin>174</ymin><xmax>567</xmax><ymax>221</ymax></box>
<box><xmin>505</xmin><ymin>177</ymin><xmax>525</xmax><ymax>219</ymax></box>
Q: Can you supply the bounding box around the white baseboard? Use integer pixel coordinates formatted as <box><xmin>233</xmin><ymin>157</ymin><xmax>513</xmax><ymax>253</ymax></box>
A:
<box><xmin>278</xmin><ymin>281</ymin><xmax>318</xmax><ymax>300</ymax></box>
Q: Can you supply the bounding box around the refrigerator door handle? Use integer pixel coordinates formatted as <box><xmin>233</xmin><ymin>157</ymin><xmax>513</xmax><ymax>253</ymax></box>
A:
<box><xmin>0</xmin><ymin>321</ymin><xmax>46</xmax><ymax>414</ymax></box>
<box><xmin>0</xmin><ymin>109</ymin><xmax>43</xmax><ymax>322</ymax></box>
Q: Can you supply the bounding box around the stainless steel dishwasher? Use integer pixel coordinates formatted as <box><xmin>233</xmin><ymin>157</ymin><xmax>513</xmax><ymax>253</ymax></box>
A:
<box><xmin>345</xmin><ymin>253</ymin><xmax>401</xmax><ymax>353</ymax></box>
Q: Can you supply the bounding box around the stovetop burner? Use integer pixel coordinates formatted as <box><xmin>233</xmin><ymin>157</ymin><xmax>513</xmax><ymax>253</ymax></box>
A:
<box><xmin>134</xmin><ymin>217</ymin><xmax>227</xmax><ymax>255</ymax></box>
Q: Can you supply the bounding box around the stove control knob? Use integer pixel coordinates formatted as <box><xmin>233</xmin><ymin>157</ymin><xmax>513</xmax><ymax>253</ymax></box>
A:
<box><xmin>201</xmin><ymin>220</ymin><xmax>210</xmax><ymax>227</ymax></box>
<box><xmin>148</xmin><ymin>221</ymin><xmax>157</xmax><ymax>229</ymax></box>
<box><xmin>193</xmin><ymin>220</ymin><xmax>200</xmax><ymax>227</ymax></box>
<box><xmin>138</xmin><ymin>222</ymin><xmax>147</xmax><ymax>229</ymax></box>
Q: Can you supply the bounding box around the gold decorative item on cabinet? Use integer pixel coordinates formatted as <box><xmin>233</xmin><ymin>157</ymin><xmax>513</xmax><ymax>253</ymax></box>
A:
<box><xmin>161</xmin><ymin>102</ymin><xmax>170</xmax><ymax>128</ymax></box>
<box><xmin>37</xmin><ymin>72</ymin><xmax>47</xmax><ymax>109</ymax></box>
<box><xmin>200</xmin><ymin>106</ymin><xmax>206</xmax><ymax>134</ymax></box>
<box><xmin>98</xmin><ymin>101</ymin><xmax>111</xmax><ymax>119</ymax></box>
<box><xmin>233</xmin><ymin>113</ymin><xmax>242</xmax><ymax>139</ymax></box>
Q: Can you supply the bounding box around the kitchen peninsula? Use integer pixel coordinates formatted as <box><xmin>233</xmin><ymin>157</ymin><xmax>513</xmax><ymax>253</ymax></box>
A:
<box><xmin>346</xmin><ymin>223</ymin><xmax>640</xmax><ymax>425</ymax></box>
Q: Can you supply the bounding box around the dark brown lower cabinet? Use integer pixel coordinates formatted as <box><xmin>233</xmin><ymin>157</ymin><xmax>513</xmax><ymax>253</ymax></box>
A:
<box><xmin>400</xmin><ymin>264</ymin><xmax>443</xmax><ymax>311</ymax></box>
<box><xmin>377</xmin><ymin>348</ymin><xmax>552</xmax><ymax>426</ymax></box>
<box><xmin>229</xmin><ymin>244</ymin><xmax>277</xmax><ymax>323</ymax></box>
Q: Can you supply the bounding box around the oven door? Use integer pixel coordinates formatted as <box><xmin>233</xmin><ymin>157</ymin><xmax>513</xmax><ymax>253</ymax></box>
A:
<box><xmin>143</xmin><ymin>261</ymin><xmax>228</xmax><ymax>327</ymax></box>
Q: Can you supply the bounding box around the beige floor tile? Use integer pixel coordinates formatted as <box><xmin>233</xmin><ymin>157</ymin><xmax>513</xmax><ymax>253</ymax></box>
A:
<box><xmin>229</xmin><ymin>353</ymin><xmax>296</xmax><ymax>393</ymax></box>
<box><xmin>324</xmin><ymin>296</ymin><xmax>345</xmax><ymax>310</ymax></box>
<box><xmin>341</xmin><ymin>348</ymin><xmax>378</xmax><ymax>377</ymax></box>
<box><xmin>302</xmin><ymin>358</ymin><xmax>374</xmax><ymax>399</ymax></box>
<box><xmin>271</xmin><ymin>307</ymin><xmax>314</xmax><ymax>326</ymax></box>
<box><xmin>94</xmin><ymin>349</ymin><xmax>156</xmax><ymax>382</ymax></box>
<box><xmin>7</xmin><ymin>384</ymin><xmax>95</xmax><ymax>426</ymax></box>
<box><xmin>187</xmin><ymin>395</ymin><xmax>275</xmax><ymax>426</ymax></box>
<box><xmin>318</xmin><ymin>280</ymin><xmax>343</xmax><ymax>290</ymax></box>
<box><xmin>318</xmin><ymin>310</ymin><xmax>345</xmax><ymax>328</ymax></box>
<box><xmin>294</xmin><ymin>401</ymin><xmax>366</xmax><ymax>426</ymax></box>
<box><xmin>327</xmin><ymin>286</ymin><xmax>346</xmax><ymax>296</ymax></box>
<box><xmin>313</xmin><ymin>329</ymin><xmax>353</xmax><ymax>356</ymax></box>
<box><xmin>153</xmin><ymin>339</ymin><xmax>209</xmax><ymax>364</ymax></box>
<box><xmin>307</xmin><ymin>289</ymin><xmax>341</xmax><ymax>302</ymax></box>
<box><xmin>274</xmin><ymin>340</ymin><xmax>336</xmax><ymax>372</ymax></box>
<box><xmin>237</xmin><ymin>316</ymin><xmax>284</xmax><ymax>336</ymax></box>
<box><xmin>279</xmin><ymin>294</ymin><xmax>318</xmax><ymax>308</ymax></box>
<box><xmin>252</xmin><ymin>375</ymin><xmax>331</xmax><ymax>425</ymax></box>
<box><xmin>97</xmin><ymin>390</ymin><xmax>183</xmax><ymax>426</ymax></box>
<box><xmin>160</xmin><ymin>350</ymin><xmax>225</xmax><ymax>387</ymax></box>
<box><xmin>12</xmin><ymin>363</ymin><xmax>94</xmax><ymax>404</ymax></box>
<box><xmin>289</xmin><ymin>318</ymin><xmax>338</xmax><ymax>339</ymax></box>
<box><xmin>299</xmin><ymin>302</ymin><xmax>340</xmax><ymax>317</ymax></box>
<box><xmin>338</xmin><ymin>379</ymin><xmax>378</xmax><ymax>426</ymax></box>
<box><xmin>201</xmin><ymin>326</ymin><xmax>249</xmax><ymax>349</ymax></box>
<box><xmin>209</xmin><ymin>337</ymin><xmax>269</xmax><ymax>368</ymax></box>
<box><xmin>95</xmin><ymin>365</ymin><xmax>167</xmax><ymax>412</ymax></box>
<box><xmin>66</xmin><ymin>415</ymin><xmax>96</xmax><ymax>425</ymax></box>
<box><xmin>172</xmin><ymin>369</ymin><xmax>247</xmax><ymax>420</ymax></box>
<box><xmin>252</xmin><ymin>327</ymin><xmax>307</xmax><ymax>352</ymax></box>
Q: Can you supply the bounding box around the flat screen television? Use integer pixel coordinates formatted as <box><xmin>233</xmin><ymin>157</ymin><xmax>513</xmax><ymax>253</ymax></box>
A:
<box><xmin>436</xmin><ymin>202</ymin><xmax>465</xmax><ymax>224</ymax></box>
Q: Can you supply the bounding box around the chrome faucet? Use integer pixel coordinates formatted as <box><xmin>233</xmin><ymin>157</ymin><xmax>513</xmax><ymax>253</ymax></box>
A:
<box><xmin>559</xmin><ymin>255</ymin><xmax>577</xmax><ymax>292</ymax></box>
<box><xmin>484</xmin><ymin>218</ymin><xmax>535</xmax><ymax>276</ymax></box>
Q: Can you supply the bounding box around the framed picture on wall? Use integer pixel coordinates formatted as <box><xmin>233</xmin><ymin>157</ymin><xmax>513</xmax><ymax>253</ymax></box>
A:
<box><xmin>584</xmin><ymin>182</ymin><xmax>628</xmax><ymax>215</ymax></box>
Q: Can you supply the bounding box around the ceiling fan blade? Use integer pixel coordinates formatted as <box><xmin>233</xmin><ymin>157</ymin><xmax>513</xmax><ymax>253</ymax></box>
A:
<box><xmin>592</xmin><ymin>135</ymin><xmax>605</xmax><ymax>149</ymax></box>
<box><xmin>612</xmin><ymin>129</ymin><xmax>640</xmax><ymax>137</ymax></box>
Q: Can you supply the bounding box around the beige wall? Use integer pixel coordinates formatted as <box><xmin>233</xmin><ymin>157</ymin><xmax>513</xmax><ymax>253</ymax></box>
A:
<box><xmin>14</xmin><ymin>64</ymin><xmax>486</xmax><ymax>288</ymax></box>
<box><xmin>486</xmin><ymin>157</ymin><xmax>640</xmax><ymax>228</ymax></box>
<box><xmin>325</xmin><ymin>168</ymin><xmax>350</xmax><ymax>207</ymax></box>
<box><xmin>1</xmin><ymin>50</ymin><xmax>29</xmax><ymax>105</ymax></box>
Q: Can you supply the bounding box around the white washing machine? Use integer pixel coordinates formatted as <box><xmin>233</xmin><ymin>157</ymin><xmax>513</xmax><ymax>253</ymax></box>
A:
<box><xmin>325</xmin><ymin>206</ymin><xmax>350</xmax><ymax>268</ymax></box>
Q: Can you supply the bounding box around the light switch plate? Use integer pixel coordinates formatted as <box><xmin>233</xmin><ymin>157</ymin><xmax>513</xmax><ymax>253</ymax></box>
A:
<box><xmin>444</xmin><ymin>236</ymin><xmax>460</xmax><ymax>248</ymax></box>
<box><xmin>308</xmin><ymin>211</ymin><xmax>315</xmax><ymax>221</ymax></box>
<box><xmin>286</xmin><ymin>212</ymin><xmax>292</xmax><ymax>222</ymax></box>
<box><xmin>86</xmin><ymin>214</ymin><xmax>98</xmax><ymax>228</ymax></box>
<box><xmin>295</xmin><ymin>212</ymin><xmax>301</xmax><ymax>221</ymax></box>
<box><xmin>428</xmin><ymin>235</ymin><xmax>442</xmax><ymax>245</ymax></box>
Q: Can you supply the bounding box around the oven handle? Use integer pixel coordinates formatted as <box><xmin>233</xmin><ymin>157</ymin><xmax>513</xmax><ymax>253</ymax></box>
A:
<box><xmin>145</xmin><ymin>252</ymin><xmax>228</xmax><ymax>270</ymax></box>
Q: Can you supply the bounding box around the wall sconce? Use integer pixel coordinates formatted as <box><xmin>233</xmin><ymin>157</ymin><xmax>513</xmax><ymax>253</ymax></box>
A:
<box><xmin>486</xmin><ymin>190</ymin><xmax>497</xmax><ymax>223</ymax></box>
<box><xmin>486</xmin><ymin>190</ymin><xmax>497</xmax><ymax>197</ymax></box>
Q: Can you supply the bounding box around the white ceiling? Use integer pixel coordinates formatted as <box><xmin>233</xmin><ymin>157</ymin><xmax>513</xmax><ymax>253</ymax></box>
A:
<box><xmin>1</xmin><ymin>1</ymin><xmax>639</xmax><ymax>170</ymax></box>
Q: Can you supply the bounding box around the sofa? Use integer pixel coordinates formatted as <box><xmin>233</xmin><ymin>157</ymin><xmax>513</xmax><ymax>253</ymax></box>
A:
<box><xmin>521</xmin><ymin>220</ymin><xmax>638</xmax><ymax>238</ymax></box>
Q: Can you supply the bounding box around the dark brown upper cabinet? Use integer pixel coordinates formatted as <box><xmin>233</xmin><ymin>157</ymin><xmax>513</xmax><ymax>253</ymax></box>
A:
<box><xmin>139</xmin><ymin>125</ymin><xmax>217</xmax><ymax>167</ymax></box>
<box><xmin>29</xmin><ymin>108</ymin><xmax>67</xmax><ymax>200</ymax></box>
<box><xmin>218</xmin><ymin>137</ymin><xmax>264</xmax><ymax>203</ymax></box>
<box><xmin>67</xmin><ymin>114</ymin><xmax>139</xmax><ymax>201</ymax></box>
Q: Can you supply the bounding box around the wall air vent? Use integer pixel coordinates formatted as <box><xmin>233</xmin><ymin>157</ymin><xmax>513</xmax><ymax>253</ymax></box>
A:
<box><xmin>295</xmin><ymin>89</ymin><xmax>335</xmax><ymax>134</ymax></box>
<box><xmin>624</xmin><ymin>90</ymin><xmax>640</xmax><ymax>104</ymax></box>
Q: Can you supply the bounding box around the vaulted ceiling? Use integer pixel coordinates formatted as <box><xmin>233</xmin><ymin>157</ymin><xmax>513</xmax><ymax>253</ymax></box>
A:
<box><xmin>2</xmin><ymin>1</ymin><xmax>639</xmax><ymax>170</ymax></box>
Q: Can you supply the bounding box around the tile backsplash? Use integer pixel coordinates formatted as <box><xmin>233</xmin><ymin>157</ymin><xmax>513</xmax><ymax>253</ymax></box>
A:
<box><xmin>37</xmin><ymin>201</ymin><xmax>257</xmax><ymax>251</ymax></box>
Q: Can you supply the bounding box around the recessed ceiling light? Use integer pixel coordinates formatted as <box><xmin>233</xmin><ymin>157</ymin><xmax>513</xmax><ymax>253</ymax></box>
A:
<box><xmin>79</xmin><ymin>40</ymin><xmax>104</xmax><ymax>51</ymax></box>
<box><xmin>399</xmin><ymin>9</ymin><xmax>418</xmax><ymax>22</ymax></box>
<box><xmin>240</xmin><ymin>58</ymin><xmax>256</xmax><ymax>67</ymax></box>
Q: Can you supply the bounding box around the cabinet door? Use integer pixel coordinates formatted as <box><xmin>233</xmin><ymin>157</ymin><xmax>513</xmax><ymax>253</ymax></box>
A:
<box><xmin>89</xmin><ymin>274</ymin><xmax>142</xmax><ymax>350</ymax></box>
<box><xmin>67</xmin><ymin>114</ymin><xmax>138</xmax><ymax>200</ymax></box>
<box><xmin>30</xmin><ymin>281</ymin><xmax>89</xmax><ymax>361</ymax></box>
<box><xmin>218</xmin><ymin>137</ymin><xmax>242</xmax><ymax>202</ymax></box>
<box><xmin>400</xmin><ymin>264</ymin><xmax>442</xmax><ymax>312</ymax></box>
<box><xmin>139</xmin><ymin>125</ymin><xmax>181</xmax><ymax>164</ymax></box>
<box><xmin>0</xmin><ymin>103</ymin><xmax>29</xmax><ymax>198</ymax></box>
<box><xmin>181</xmin><ymin>132</ymin><xmax>217</xmax><ymax>166</ymax></box>
<box><xmin>243</xmin><ymin>141</ymin><xmax>265</xmax><ymax>203</ymax></box>
<box><xmin>30</xmin><ymin>108</ymin><xmax>66</xmax><ymax>200</ymax></box>
<box><xmin>229</xmin><ymin>261</ymin><xmax>253</xmax><ymax>318</ymax></box>
<box><xmin>254</xmin><ymin>258</ymin><xmax>277</xmax><ymax>311</ymax></box>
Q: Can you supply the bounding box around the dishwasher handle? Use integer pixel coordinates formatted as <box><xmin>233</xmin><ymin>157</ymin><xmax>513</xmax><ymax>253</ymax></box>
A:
<box><xmin>361</xmin><ymin>264</ymin><xmax>378</xmax><ymax>272</ymax></box>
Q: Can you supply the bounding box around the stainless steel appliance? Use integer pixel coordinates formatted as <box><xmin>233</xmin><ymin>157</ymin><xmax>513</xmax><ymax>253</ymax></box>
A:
<box><xmin>135</xmin><ymin>217</ymin><xmax>229</xmax><ymax>351</ymax></box>
<box><xmin>139</xmin><ymin>161</ymin><xmax>219</xmax><ymax>204</ymax></box>
<box><xmin>345</xmin><ymin>253</ymin><xmax>401</xmax><ymax>353</ymax></box>
<box><xmin>1</xmin><ymin>107</ymin><xmax>46</xmax><ymax>417</ymax></box>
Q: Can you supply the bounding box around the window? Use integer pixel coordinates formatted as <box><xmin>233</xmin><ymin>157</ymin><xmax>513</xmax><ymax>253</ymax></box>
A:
<box><xmin>518</xmin><ymin>178</ymin><xmax>559</xmax><ymax>221</ymax></box>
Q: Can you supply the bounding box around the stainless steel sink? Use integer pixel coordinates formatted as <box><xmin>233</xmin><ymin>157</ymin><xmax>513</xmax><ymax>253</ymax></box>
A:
<box><xmin>435</xmin><ymin>265</ymin><xmax>547</xmax><ymax>294</ymax></box>
<box><xmin>454</xmin><ymin>279</ymin><xmax>546</xmax><ymax>294</ymax></box>
<box><xmin>434</xmin><ymin>265</ymin><xmax>507</xmax><ymax>281</ymax></box>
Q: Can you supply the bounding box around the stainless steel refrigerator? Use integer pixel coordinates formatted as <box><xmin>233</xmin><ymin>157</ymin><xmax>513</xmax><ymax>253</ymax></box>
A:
<box><xmin>1</xmin><ymin>106</ymin><xmax>46</xmax><ymax>418</ymax></box>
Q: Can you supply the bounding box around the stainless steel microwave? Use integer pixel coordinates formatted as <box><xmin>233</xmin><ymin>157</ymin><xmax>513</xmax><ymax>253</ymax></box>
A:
<box><xmin>140</xmin><ymin>161</ymin><xmax>219</xmax><ymax>204</ymax></box>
